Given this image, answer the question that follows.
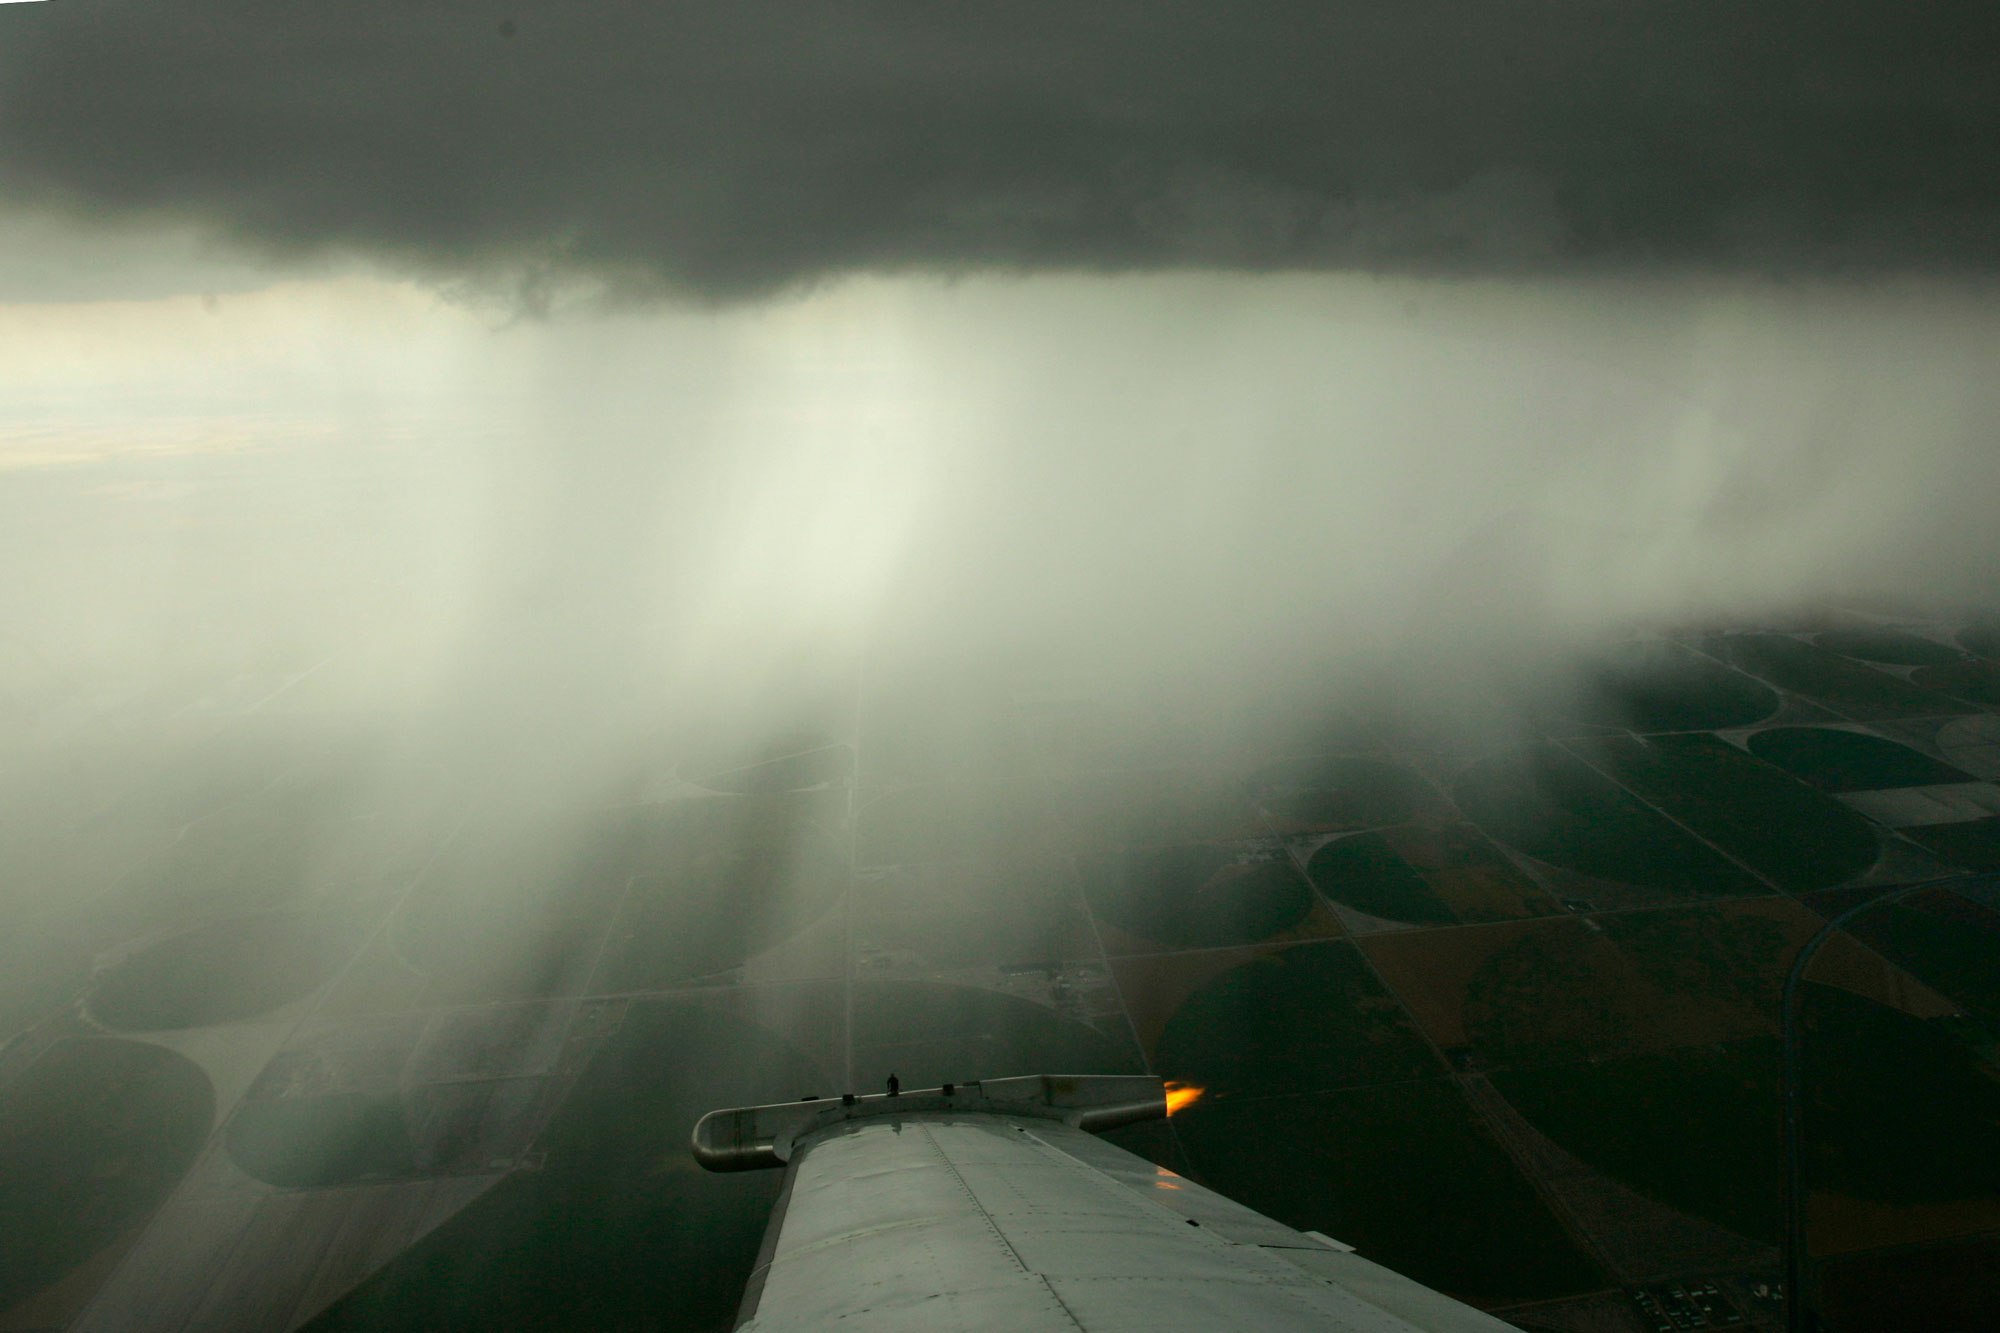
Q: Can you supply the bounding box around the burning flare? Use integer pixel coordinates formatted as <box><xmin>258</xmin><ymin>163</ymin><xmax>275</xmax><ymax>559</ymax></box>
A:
<box><xmin>1164</xmin><ymin>1082</ymin><xmax>1205</xmax><ymax>1116</ymax></box>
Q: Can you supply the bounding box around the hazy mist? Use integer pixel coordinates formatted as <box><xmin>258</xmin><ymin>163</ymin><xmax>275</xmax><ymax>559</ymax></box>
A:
<box><xmin>9</xmin><ymin>4</ymin><xmax>2000</xmax><ymax>1326</ymax></box>
<box><xmin>4</xmin><ymin>265</ymin><xmax>1997</xmax><ymax>844</ymax></box>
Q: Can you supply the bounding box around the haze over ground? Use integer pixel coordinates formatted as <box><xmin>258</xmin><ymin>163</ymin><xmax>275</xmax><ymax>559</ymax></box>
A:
<box><xmin>4</xmin><ymin>269</ymin><xmax>1999</xmax><ymax>769</ymax></box>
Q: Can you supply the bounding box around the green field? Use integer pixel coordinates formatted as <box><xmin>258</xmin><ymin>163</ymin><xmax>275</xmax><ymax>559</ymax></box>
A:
<box><xmin>1155</xmin><ymin>942</ymin><xmax>1442</xmax><ymax>1097</ymax></box>
<box><xmin>1847</xmin><ymin>891</ymin><xmax>2000</xmax><ymax>1020</ymax></box>
<box><xmin>0</xmin><ymin>928</ymin><xmax>93</xmax><ymax>1042</ymax></box>
<box><xmin>1577</xmin><ymin>733</ymin><xmax>1879</xmax><ymax>891</ymax></box>
<box><xmin>1597</xmin><ymin>903</ymin><xmax>1797</xmax><ymax>1024</ymax></box>
<box><xmin>1562</xmin><ymin>640</ymin><xmax>1779</xmax><ymax>732</ymax></box>
<box><xmin>1958</xmin><ymin>616</ymin><xmax>2000</xmax><ymax>660</ymax></box>
<box><xmin>1306</xmin><ymin>832</ymin><xmax>1456</xmax><ymax>924</ymax></box>
<box><xmin>1491</xmin><ymin>1038</ymin><xmax>1782</xmax><ymax>1240</ymax></box>
<box><xmin>1904</xmin><ymin>817</ymin><xmax>2000</xmax><ymax>872</ymax></box>
<box><xmin>1173</xmin><ymin>1080</ymin><xmax>1603</xmax><ymax>1302</ymax></box>
<box><xmin>1746</xmin><ymin>726</ymin><xmax>1972</xmax><ymax>792</ymax></box>
<box><xmin>310</xmin><ymin>998</ymin><xmax>823</xmax><ymax>1333</ymax></box>
<box><xmin>1079</xmin><ymin>842</ymin><xmax>1313</xmax><ymax>948</ymax></box>
<box><xmin>1814</xmin><ymin>627</ymin><xmax>1966</xmax><ymax>667</ymax></box>
<box><xmin>1490</xmin><ymin>985</ymin><xmax>2000</xmax><ymax>1247</ymax></box>
<box><xmin>1913</xmin><ymin>659</ymin><xmax>2000</xmax><ymax>708</ymax></box>
<box><xmin>390</xmin><ymin>808</ymin><xmax>643</xmax><ymax>1002</ymax></box>
<box><xmin>851</xmin><ymin>863</ymin><xmax>1092</xmax><ymax>972</ymax></box>
<box><xmin>1055</xmin><ymin>770</ymin><xmax>1270</xmax><ymax>850</ymax></box>
<box><xmin>1386</xmin><ymin>823</ymin><xmax>1563</xmax><ymax>922</ymax></box>
<box><xmin>1799</xmin><ymin>984</ymin><xmax>2000</xmax><ymax>1209</ymax></box>
<box><xmin>1460</xmin><ymin>919</ymin><xmax>1661</xmax><ymax>1065</ymax></box>
<box><xmin>1453</xmin><ymin>744</ymin><xmax>1765</xmax><ymax>898</ymax></box>
<box><xmin>226</xmin><ymin>1092</ymin><xmax>413</xmax><ymax>1188</ymax></box>
<box><xmin>1710</xmin><ymin>634</ymin><xmax>1960</xmax><ymax>719</ymax></box>
<box><xmin>92</xmin><ymin>912</ymin><xmax>360</xmax><ymax>1031</ymax></box>
<box><xmin>0</xmin><ymin>1038</ymin><xmax>214</xmax><ymax>1309</ymax></box>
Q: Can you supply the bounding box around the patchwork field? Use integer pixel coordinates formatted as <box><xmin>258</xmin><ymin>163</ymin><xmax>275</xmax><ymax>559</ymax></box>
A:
<box><xmin>8</xmin><ymin>614</ymin><xmax>2000</xmax><ymax>1331</ymax></box>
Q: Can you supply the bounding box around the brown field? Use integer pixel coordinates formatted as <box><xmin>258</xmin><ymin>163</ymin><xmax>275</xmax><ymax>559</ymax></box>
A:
<box><xmin>1369</xmin><ymin>894</ymin><xmax>1963</xmax><ymax>1072</ymax></box>
<box><xmin>1383</xmin><ymin>823</ymin><xmax>1564</xmax><ymax>922</ymax></box>
<box><xmin>1808</xmin><ymin>933</ymin><xmax>1959</xmax><ymax>1020</ymax></box>
<box><xmin>1808</xmin><ymin>1190</ymin><xmax>2000</xmax><ymax>1257</ymax></box>
<box><xmin>1081</xmin><ymin>844</ymin><xmax>1346</xmax><ymax>958</ymax></box>
<box><xmin>1106</xmin><ymin>942</ymin><xmax>1293</xmax><ymax>1058</ymax></box>
<box><xmin>1359</xmin><ymin>919</ymin><xmax>1571</xmax><ymax>1053</ymax></box>
<box><xmin>1089</xmin><ymin>894</ymin><xmax>1347</xmax><ymax>958</ymax></box>
<box><xmin>1818</xmin><ymin>1234</ymin><xmax>2000</xmax><ymax>1333</ymax></box>
<box><xmin>1597</xmin><ymin>897</ymin><xmax>1825</xmax><ymax>1044</ymax></box>
<box><xmin>1365</xmin><ymin>913</ymin><xmax>1788</xmax><ymax>1065</ymax></box>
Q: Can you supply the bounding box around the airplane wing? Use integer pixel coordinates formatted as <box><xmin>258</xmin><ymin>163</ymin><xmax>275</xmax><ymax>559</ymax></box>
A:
<box><xmin>695</xmin><ymin>1075</ymin><xmax>1518</xmax><ymax>1332</ymax></box>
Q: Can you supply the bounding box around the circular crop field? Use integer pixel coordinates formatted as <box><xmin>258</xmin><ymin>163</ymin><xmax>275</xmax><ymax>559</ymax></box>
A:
<box><xmin>1083</xmin><ymin>843</ymin><xmax>1311</xmax><ymax>948</ymax></box>
<box><xmin>1492</xmin><ymin>1039</ymin><xmax>1782</xmax><ymax>1240</ymax></box>
<box><xmin>1490</xmin><ymin>985</ymin><xmax>2000</xmax><ymax>1244</ymax></box>
<box><xmin>1747</xmin><ymin>726</ymin><xmax>1970</xmax><ymax>792</ymax></box>
<box><xmin>226</xmin><ymin>1092</ymin><xmax>412</xmax><ymax>1188</ymax></box>
<box><xmin>1814</xmin><ymin>627</ymin><xmax>1965</xmax><ymax>667</ymax></box>
<box><xmin>309</xmin><ymin>999</ymin><xmax>826</xmax><ymax>1332</ymax></box>
<box><xmin>1957</xmin><ymin>615</ymin><xmax>2000</xmax><ymax>660</ymax></box>
<box><xmin>1305</xmin><ymin>832</ymin><xmax>1455</xmax><ymax>925</ymax></box>
<box><xmin>1914</xmin><ymin>659</ymin><xmax>2000</xmax><ymax>708</ymax></box>
<box><xmin>1155</xmin><ymin>942</ymin><xmax>1442</xmax><ymax>1098</ymax></box>
<box><xmin>1560</xmin><ymin>641</ymin><xmax>1779</xmax><ymax>732</ymax></box>
<box><xmin>1453</xmin><ymin>745</ymin><xmax>1763</xmax><ymax>898</ymax></box>
<box><xmin>1459</xmin><ymin>738</ymin><xmax>1876</xmax><ymax>896</ymax></box>
<box><xmin>0</xmin><ymin>1038</ymin><xmax>213</xmax><ymax>1308</ymax></box>
<box><xmin>1169</xmin><ymin>1079</ymin><xmax>1601</xmax><ymax>1302</ymax></box>
<box><xmin>1461</xmin><ymin>921</ymin><xmax>1658</xmax><ymax>1066</ymax></box>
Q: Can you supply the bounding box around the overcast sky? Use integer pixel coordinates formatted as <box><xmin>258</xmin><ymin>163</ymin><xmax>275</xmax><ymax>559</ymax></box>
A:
<box><xmin>3</xmin><ymin>2</ymin><xmax>1997</xmax><ymax>300</ymax></box>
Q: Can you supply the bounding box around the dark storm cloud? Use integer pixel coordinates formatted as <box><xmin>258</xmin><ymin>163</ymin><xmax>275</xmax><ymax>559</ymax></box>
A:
<box><xmin>2</xmin><ymin>1</ymin><xmax>1996</xmax><ymax>297</ymax></box>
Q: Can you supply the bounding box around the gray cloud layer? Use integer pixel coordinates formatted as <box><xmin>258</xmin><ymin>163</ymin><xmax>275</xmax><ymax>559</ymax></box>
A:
<box><xmin>2</xmin><ymin>2</ymin><xmax>1996</xmax><ymax>297</ymax></box>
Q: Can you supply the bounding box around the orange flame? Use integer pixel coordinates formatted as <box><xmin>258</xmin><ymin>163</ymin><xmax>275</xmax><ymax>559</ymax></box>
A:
<box><xmin>1164</xmin><ymin>1082</ymin><xmax>1206</xmax><ymax>1116</ymax></box>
